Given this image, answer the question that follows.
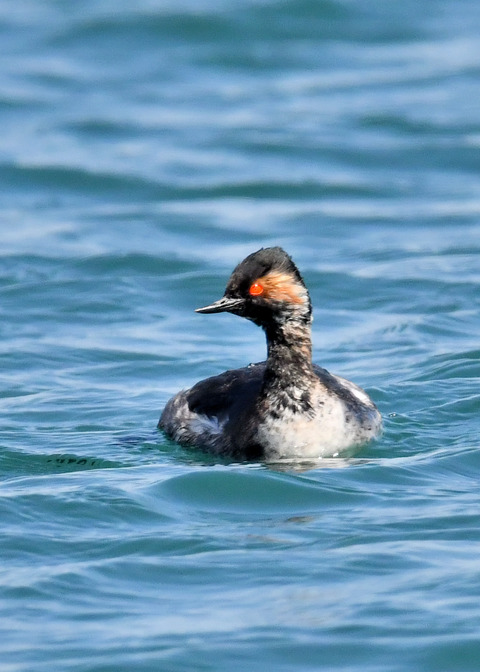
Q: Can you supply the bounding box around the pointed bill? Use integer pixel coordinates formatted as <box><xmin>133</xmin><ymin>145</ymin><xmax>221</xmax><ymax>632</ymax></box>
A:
<box><xmin>195</xmin><ymin>296</ymin><xmax>245</xmax><ymax>314</ymax></box>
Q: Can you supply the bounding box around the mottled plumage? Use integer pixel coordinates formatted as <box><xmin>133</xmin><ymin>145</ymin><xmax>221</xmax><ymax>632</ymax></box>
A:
<box><xmin>159</xmin><ymin>247</ymin><xmax>382</xmax><ymax>460</ymax></box>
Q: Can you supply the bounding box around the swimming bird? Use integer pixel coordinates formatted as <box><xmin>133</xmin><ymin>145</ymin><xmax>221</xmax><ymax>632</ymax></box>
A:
<box><xmin>159</xmin><ymin>247</ymin><xmax>382</xmax><ymax>460</ymax></box>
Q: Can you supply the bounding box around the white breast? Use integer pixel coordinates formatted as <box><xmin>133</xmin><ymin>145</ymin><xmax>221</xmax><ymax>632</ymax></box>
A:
<box><xmin>256</xmin><ymin>393</ymin><xmax>380</xmax><ymax>460</ymax></box>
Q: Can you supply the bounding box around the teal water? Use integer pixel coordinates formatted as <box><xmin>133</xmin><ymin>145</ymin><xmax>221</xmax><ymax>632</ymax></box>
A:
<box><xmin>2</xmin><ymin>1</ymin><xmax>480</xmax><ymax>670</ymax></box>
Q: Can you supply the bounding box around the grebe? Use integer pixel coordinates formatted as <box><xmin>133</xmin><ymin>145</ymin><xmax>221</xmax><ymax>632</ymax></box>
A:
<box><xmin>159</xmin><ymin>247</ymin><xmax>382</xmax><ymax>460</ymax></box>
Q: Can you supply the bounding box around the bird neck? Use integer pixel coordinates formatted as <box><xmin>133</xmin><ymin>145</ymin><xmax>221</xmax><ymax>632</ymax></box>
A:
<box><xmin>264</xmin><ymin>318</ymin><xmax>314</xmax><ymax>384</ymax></box>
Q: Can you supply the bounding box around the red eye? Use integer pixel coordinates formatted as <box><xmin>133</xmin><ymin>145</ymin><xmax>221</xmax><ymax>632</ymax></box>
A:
<box><xmin>249</xmin><ymin>282</ymin><xmax>264</xmax><ymax>296</ymax></box>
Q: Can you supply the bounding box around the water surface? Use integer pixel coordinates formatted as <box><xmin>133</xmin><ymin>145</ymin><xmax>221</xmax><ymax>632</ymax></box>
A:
<box><xmin>1</xmin><ymin>1</ymin><xmax>480</xmax><ymax>670</ymax></box>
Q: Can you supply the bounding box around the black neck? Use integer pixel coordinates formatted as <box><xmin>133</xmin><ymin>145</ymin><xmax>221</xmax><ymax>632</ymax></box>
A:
<box><xmin>262</xmin><ymin>318</ymin><xmax>315</xmax><ymax>397</ymax></box>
